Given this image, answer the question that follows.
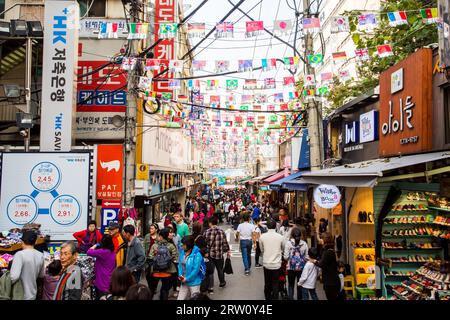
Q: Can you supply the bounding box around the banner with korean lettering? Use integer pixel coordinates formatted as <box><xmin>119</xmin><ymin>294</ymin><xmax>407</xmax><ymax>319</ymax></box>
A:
<box><xmin>40</xmin><ymin>0</ymin><xmax>79</xmax><ymax>152</ymax></box>
<box><xmin>96</xmin><ymin>144</ymin><xmax>123</xmax><ymax>200</ymax></box>
<box><xmin>153</xmin><ymin>0</ymin><xmax>176</xmax><ymax>95</ymax></box>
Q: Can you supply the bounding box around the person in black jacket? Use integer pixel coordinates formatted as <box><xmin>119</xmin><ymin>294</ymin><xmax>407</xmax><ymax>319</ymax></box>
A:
<box><xmin>309</xmin><ymin>232</ymin><xmax>340</xmax><ymax>300</ymax></box>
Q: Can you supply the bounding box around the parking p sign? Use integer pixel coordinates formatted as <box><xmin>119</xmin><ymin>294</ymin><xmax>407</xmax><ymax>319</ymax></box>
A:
<box><xmin>101</xmin><ymin>200</ymin><xmax>121</xmax><ymax>234</ymax></box>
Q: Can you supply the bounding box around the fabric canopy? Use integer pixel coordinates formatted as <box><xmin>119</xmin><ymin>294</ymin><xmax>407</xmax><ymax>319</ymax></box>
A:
<box><xmin>269</xmin><ymin>171</ymin><xmax>306</xmax><ymax>190</ymax></box>
<box><xmin>288</xmin><ymin>151</ymin><xmax>450</xmax><ymax>188</ymax></box>
<box><xmin>247</xmin><ymin>170</ymin><xmax>279</xmax><ymax>185</ymax></box>
<box><xmin>263</xmin><ymin>170</ymin><xmax>289</xmax><ymax>183</ymax></box>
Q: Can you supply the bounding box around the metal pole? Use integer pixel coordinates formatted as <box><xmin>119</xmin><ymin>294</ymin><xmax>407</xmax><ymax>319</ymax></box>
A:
<box><xmin>302</xmin><ymin>0</ymin><xmax>322</xmax><ymax>171</ymax></box>
<box><xmin>24</xmin><ymin>37</ymin><xmax>32</xmax><ymax>152</ymax></box>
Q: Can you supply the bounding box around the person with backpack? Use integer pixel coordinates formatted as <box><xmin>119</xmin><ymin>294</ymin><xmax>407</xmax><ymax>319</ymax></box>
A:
<box><xmin>252</xmin><ymin>218</ymin><xmax>266</xmax><ymax>268</ymax></box>
<box><xmin>147</xmin><ymin>228</ymin><xmax>178</xmax><ymax>300</ymax></box>
<box><xmin>298</xmin><ymin>247</ymin><xmax>320</xmax><ymax>300</ymax></box>
<box><xmin>283</xmin><ymin>227</ymin><xmax>308</xmax><ymax>300</ymax></box>
<box><xmin>178</xmin><ymin>235</ymin><xmax>206</xmax><ymax>300</ymax></box>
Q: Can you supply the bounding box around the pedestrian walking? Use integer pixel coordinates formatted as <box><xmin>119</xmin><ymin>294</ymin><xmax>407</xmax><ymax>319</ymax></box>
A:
<box><xmin>53</xmin><ymin>241</ymin><xmax>83</xmax><ymax>300</ymax></box>
<box><xmin>86</xmin><ymin>234</ymin><xmax>116</xmax><ymax>299</ymax></box>
<box><xmin>178</xmin><ymin>235</ymin><xmax>205</xmax><ymax>300</ymax></box>
<box><xmin>310</xmin><ymin>232</ymin><xmax>340</xmax><ymax>300</ymax></box>
<box><xmin>259</xmin><ymin>219</ymin><xmax>285</xmax><ymax>300</ymax></box>
<box><xmin>147</xmin><ymin>228</ymin><xmax>178</xmax><ymax>300</ymax></box>
<box><xmin>122</xmin><ymin>225</ymin><xmax>146</xmax><ymax>283</ymax></box>
<box><xmin>236</xmin><ymin>213</ymin><xmax>254</xmax><ymax>275</ymax></box>
<box><xmin>205</xmin><ymin>216</ymin><xmax>230</xmax><ymax>293</ymax></box>
<box><xmin>108</xmin><ymin>222</ymin><xmax>126</xmax><ymax>267</ymax></box>
<box><xmin>143</xmin><ymin>223</ymin><xmax>160</xmax><ymax>257</ymax></box>
<box><xmin>283</xmin><ymin>228</ymin><xmax>308</xmax><ymax>300</ymax></box>
<box><xmin>174</xmin><ymin>212</ymin><xmax>190</xmax><ymax>240</ymax></box>
<box><xmin>72</xmin><ymin>220</ymin><xmax>103</xmax><ymax>254</ymax></box>
<box><xmin>298</xmin><ymin>248</ymin><xmax>320</xmax><ymax>300</ymax></box>
<box><xmin>101</xmin><ymin>266</ymin><xmax>135</xmax><ymax>300</ymax></box>
<box><xmin>10</xmin><ymin>230</ymin><xmax>45</xmax><ymax>300</ymax></box>
<box><xmin>252</xmin><ymin>218</ymin><xmax>266</xmax><ymax>268</ymax></box>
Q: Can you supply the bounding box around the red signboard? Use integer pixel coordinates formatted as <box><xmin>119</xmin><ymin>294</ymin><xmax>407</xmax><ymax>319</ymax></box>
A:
<box><xmin>153</xmin><ymin>0</ymin><xmax>176</xmax><ymax>94</ymax></box>
<box><xmin>77</xmin><ymin>60</ymin><xmax>127</xmax><ymax>113</ymax></box>
<box><xmin>96</xmin><ymin>145</ymin><xmax>123</xmax><ymax>200</ymax></box>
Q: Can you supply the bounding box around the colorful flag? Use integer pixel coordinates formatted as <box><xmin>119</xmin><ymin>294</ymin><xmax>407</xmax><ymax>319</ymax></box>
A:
<box><xmin>332</xmin><ymin>51</ymin><xmax>347</xmax><ymax>63</ymax></box>
<box><xmin>206</xmin><ymin>79</ymin><xmax>219</xmax><ymax>90</ymax></box>
<box><xmin>320</xmin><ymin>72</ymin><xmax>333</xmax><ymax>82</ymax></box>
<box><xmin>209</xmin><ymin>95</ymin><xmax>221</xmax><ymax>106</ymax></box>
<box><xmin>283</xmin><ymin>56</ymin><xmax>300</xmax><ymax>70</ymax></box>
<box><xmin>420</xmin><ymin>8</ymin><xmax>439</xmax><ymax>24</ymax></box>
<box><xmin>267</xmin><ymin>105</ymin><xmax>275</xmax><ymax>111</ymax></box>
<box><xmin>188</xmin><ymin>79</ymin><xmax>201</xmax><ymax>89</ymax></box>
<box><xmin>264</xmin><ymin>78</ymin><xmax>276</xmax><ymax>89</ymax></box>
<box><xmin>387</xmin><ymin>11</ymin><xmax>408</xmax><ymax>26</ymax></box>
<box><xmin>355</xmin><ymin>48</ymin><xmax>370</xmax><ymax>61</ymax></box>
<box><xmin>254</xmin><ymin>94</ymin><xmax>267</xmax><ymax>103</ymax></box>
<box><xmin>358</xmin><ymin>14</ymin><xmax>377</xmax><ymax>30</ymax></box>
<box><xmin>331</xmin><ymin>16</ymin><xmax>350</xmax><ymax>33</ymax></box>
<box><xmin>161</xmin><ymin>92</ymin><xmax>173</xmax><ymax>101</ymax></box>
<box><xmin>304</xmin><ymin>74</ymin><xmax>315</xmax><ymax>86</ymax></box>
<box><xmin>261</xmin><ymin>58</ymin><xmax>277</xmax><ymax>72</ymax></box>
<box><xmin>169</xmin><ymin>60</ymin><xmax>183</xmax><ymax>73</ymax></box>
<box><xmin>245</xmin><ymin>21</ymin><xmax>264</xmax><ymax>37</ymax></box>
<box><xmin>193</xmin><ymin>94</ymin><xmax>204</xmax><ymax>104</ymax></box>
<box><xmin>138</xmin><ymin>76</ymin><xmax>151</xmax><ymax>89</ymax></box>
<box><xmin>226</xmin><ymin>79</ymin><xmax>239</xmax><ymax>90</ymax></box>
<box><xmin>215</xmin><ymin>22</ymin><xmax>234</xmax><ymax>38</ymax></box>
<box><xmin>168</xmin><ymin>79</ymin><xmax>181</xmax><ymax>89</ymax></box>
<box><xmin>377</xmin><ymin>44</ymin><xmax>393</xmax><ymax>58</ymax></box>
<box><xmin>273</xmin><ymin>20</ymin><xmax>293</xmax><ymax>35</ymax></box>
<box><xmin>339</xmin><ymin>70</ymin><xmax>351</xmax><ymax>82</ymax></box>
<box><xmin>269</xmin><ymin>115</ymin><xmax>278</xmax><ymax>123</ymax></box>
<box><xmin>177</xmin><ymin>95</ymin><xmax>189</xmax><ymax>103</ymax></box>
<box><xmin>238</xmin><ymin>59</ymin><xmax>253</xmax><ymax>72</ymax></box>
<box><xmin>288</xmin><ymin>91</ymin><xmax>299</xmax><ymax>100</ymax></box>
<box><xmin>303</xmin><ymin>89</ymin><xmax>315</xmax><ymax>97</ymax></box>
<box><xmin>215</xmin><ymin>60</ymin><xmax>230</xmax><ymax>73</ymax></box>
<box><xmin>226</xmin><ymin>93</ymin><xmax>236</xmax><ymax>105</ymax></box>
<box><xmin>128</xmin><ymin>23</ymin><xmax>148</xmax><ymax>39</ymax></box>
<box><xmin>308</xmin><ymin>54</ymin><xmax>323</xmax><ymax>67</ymax></box>
<box><xmin>318</xmin><ymin>86</ymin><xmax>329</xmax><ymax>96</ymax></box>
<box><xmin>244</xmin><ymin>79</ymin><xmax>257</xmax><ymax>90</ymax></box>
<box><xmin>187</xmin><ymin>23</ymin><xmax>206</xmax><ymax>38</ymax></box>
<box><xmin>159</xmin><ymin>23</ymin><xmax>178</xmax><ymax>38</ymax></box>
<box><xmin>302</xmin><ymin>18</ymin><xmax>321</xmax><ymax>33</ymax></box>
<box><xmin>145</xmin><ymin>59</ymin><xmax>162</xmax><ymax>71</ymax></box>
<box><xmin>241</xmin><ymin>95</ymin><xmax>253</xmax><ymax>104</ymax></box>
<box><xmin>240</xmin><ymin>105</ymin><xmax>249</xmax><ymax>111</ymax></box>
<box><xmin>192</xmin><ymin>60</ymin><xmax>206</xmax><ymax>71</ymax></box>
<box><xmin>279</xmin><ymin>104</ymin><xmax>288</xmax><ymax>111</ymax></box>
<box><xmin>121</xmin><ymin>57</ymin><xmax>137</xmax><ymax>71</ymax></box>
<box><xmin>283</xmin><ymin>76</ymin><xmax>295</xmax><ymax>87</ymax></box>
<box><xmin>274</xmin><ymin>93</ymin><xmax>284</xmax><ymax>103</ymax></box>
<box><xmin>98</xmin><ymin>22</ymin><xmax>118</xmax><ymax>39</ymax></box>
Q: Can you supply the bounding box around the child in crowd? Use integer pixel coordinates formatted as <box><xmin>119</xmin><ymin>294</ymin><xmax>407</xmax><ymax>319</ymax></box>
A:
<box><xmin>42</xmin><ymin>260</ymin><xmax>62</xmax><ymax>300</ymax></box>
<box><xmin>298</xmin><ymin>248</ymin><xmax>320</xmax><ymax>300</ymax></box>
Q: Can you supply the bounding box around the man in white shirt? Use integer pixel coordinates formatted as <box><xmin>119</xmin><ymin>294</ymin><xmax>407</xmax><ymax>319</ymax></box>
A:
<box><xmin>259</xmin><ymin>219</ymin><xmax>285</xmax><ymax>300</ymax></box>
<box><xmin>236</xmin><ymin>213</ymin><xmax>254</xmax><ymax>275</ymax></box>
<box><xmin>10</xmin><ymin>230</ymin><xmax>45</xmax><ymax>300</ymax></box>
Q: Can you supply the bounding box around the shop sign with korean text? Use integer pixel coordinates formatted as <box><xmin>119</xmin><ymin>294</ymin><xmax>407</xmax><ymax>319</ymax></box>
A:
<box><xmin>314</xmin><ymin>184</ymin><xmax>341</xmax><ymax>209</ymax></box>
<box><xmin>379</xmin><ymin>49</ymin><xmax>433</xmax><ymax>157</ymax></box>
<box><xmin>96</xmin><ymin>145</ymin><xmax>123</xmax><ymax>200</ymax></box>
<box><xmin>40</xmin><ymin>0</ymin><xmax>79</xmax><ymax>152</ymax></box>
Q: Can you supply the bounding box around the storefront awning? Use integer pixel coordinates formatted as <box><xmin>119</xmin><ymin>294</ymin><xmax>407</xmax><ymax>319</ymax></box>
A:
<box><xmin>247</xmin><ymin>171</ymin><xmax>279</xmax><ymax>184</ymax></box>
<box><xmin>263</xmin><ymin>170</ymin><xmax>289</xmax><ymax>183</ymax></box>
<box><xmin>269</xmin><ymin>171</ymin><xmax>307</xmax><ymax>191</ymax></box>
<box><xmin>288</xmin><ymin>151</ymin><xmax>450</xmax><ymax>188</ymax></box>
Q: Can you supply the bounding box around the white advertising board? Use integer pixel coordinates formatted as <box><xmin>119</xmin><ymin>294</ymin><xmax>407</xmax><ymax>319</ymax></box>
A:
<box><xmin>0</xmin><ymin>153</ymin><xmax>90</xmax><ymax>240</ymax></box>
<box><xmin>313</xmin><ymin>184</ymin><xmax>341</xmax><ymax>209</ymax></box>
<box><xmin>40</xmin><ymin>1</ymin><xmax>79</xmax><ymax>151</ymax></box>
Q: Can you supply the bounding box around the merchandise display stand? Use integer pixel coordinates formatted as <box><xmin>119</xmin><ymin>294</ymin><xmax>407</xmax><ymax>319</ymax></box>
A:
<box><xmin>0</xmin><ymin>237</ymin><xmax>45</xmax><ymax>253</ymax></box>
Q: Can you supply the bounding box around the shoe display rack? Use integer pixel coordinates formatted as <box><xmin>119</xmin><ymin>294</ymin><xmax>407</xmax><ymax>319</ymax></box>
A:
<box><xmin>352</xmin><ymin>242</ymin><xmax>376</xmax><ymax>286</ymax></box>
<box><xmin>380</xmin><ymin>191</ymin><xmax>445</xmax><ymax>298</ymax></box>
<box><xmin>388</xmin><ymin>261</ymin><xmax>450</xmax><ymax>300</ymax></box>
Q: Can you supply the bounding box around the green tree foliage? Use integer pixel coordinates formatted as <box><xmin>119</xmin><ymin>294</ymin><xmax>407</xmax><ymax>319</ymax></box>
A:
<box><xmin>326</xmin><ymin>0</ymin><xmax>438</xmax><ymax>112</ymax></box>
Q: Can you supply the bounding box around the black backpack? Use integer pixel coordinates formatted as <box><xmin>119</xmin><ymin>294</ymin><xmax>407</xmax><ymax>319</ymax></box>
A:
<box><xmin>153</xmin><ymin>243</ymin><xmax>172</xmax><ymax>271</ymax></box>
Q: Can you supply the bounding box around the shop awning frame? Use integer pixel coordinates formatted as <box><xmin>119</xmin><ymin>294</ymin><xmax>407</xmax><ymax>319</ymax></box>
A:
<box><xmin>247</xmin><ymin>170</ymin><xmax>279</xmax><ymax>184</ymax></box>
<box><xmin>288</xmin><ymin>151</ymin><xmax>450</xmax><ymax>188</ymax></box>
<box><xmin>269</xmin><ymin>171</ymin><xmax>307</xmax><ymax>191</ymax></box>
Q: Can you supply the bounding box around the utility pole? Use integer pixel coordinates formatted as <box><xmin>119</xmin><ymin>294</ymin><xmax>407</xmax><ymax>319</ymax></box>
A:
<box><xmin>302</xmin><ymin>0</ymin><xmax>322</xmax><ymax>171</ymax></box>
<box><xmin>123</xmin><ymin>0</ymin><xmax>141</xmax><ymax>208</ymax></box>
<box><xmin>24</xmin><ymin>37</ymin><xmax>32</xmax><ymax>152</ymax></box>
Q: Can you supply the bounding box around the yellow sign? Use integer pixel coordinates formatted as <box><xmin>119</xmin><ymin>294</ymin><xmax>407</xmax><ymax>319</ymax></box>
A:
<box><xmin>136</xmin><ymin>163</ymin><xmax>149</xmax><ymax>180</ymax></box>
<box><xmin>433</xmin><ymin>58</ymin><xmax>445</xmax><ymax>74</ymax></box>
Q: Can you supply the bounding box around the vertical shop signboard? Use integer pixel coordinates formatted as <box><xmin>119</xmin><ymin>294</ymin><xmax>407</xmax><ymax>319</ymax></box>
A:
<box><xmin>96</xmin><ymin>145</ymin><xmax>123</xmax><ymax>200</ymax></box>
<box><xmin>379</xmin><ymin>49</ymin><xmax>433</xmax><ymax>157</ymax></box>
<box><xmin>153</xmin><ymin>0</ymin><xmax>175</xmax><ymax>95</ymax></box>
<box><xmin>100</xmin><ymin>200</ymin><xmax>121</xmax><ymax>234</ymax></box>
<box><xmin>40</xmin><ymin>1</ymin><xmax>79</xmax><ymax>151</ymax></box>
